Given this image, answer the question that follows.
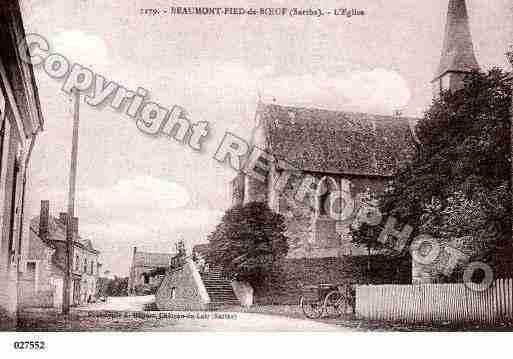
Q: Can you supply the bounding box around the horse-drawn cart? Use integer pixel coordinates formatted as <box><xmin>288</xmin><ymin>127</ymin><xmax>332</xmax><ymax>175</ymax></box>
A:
<box><xmin>299</xmin><ymin>283</ymin><xmax>355</xmax><ymax>319</ymax></box>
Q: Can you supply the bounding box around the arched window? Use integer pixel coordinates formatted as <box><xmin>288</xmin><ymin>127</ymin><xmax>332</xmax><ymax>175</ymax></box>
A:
<box><xmin>319</xmin><ymin>190</ymin><xmax>330</xmax><ymax>216</ymax></box>
<box><xmin>316</xmin><ymin>176</ymin><xmax>339</xmax><ymax>217</ymax></box>
<box><xmin>170</xmin><ymin>287</ymin><xmax>176</xmax><ymax>299</ymax></box>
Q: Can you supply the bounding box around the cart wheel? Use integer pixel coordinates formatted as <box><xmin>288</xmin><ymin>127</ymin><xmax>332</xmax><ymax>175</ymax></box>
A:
<box><xmin>323</xmin><ymin>291</ymin><xmax>348</xmax><ymax>318</ymax></box>
<box><xmin>300</xmin><ymin>296</ymin><xmax>324</xmax><ymax>319</ymax></box>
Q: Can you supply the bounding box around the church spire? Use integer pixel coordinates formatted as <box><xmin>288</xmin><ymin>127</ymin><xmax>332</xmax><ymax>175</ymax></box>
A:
<box><xmin>432</xmin><ymin>0</ymin><xmax>480</xmax><ymax>95</ymax></box>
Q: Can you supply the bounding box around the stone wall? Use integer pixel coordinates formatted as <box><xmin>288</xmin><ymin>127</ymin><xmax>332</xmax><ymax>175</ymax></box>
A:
<box><xmin>252</xmin><ymin>255</ymin><xmax>411</xmax><ymax>305</ymax></box>
<box><xmin>19</xmin><ymin>289</ymin><xmax>54</xmax><ymax>308</ymax></box>
<box><xmin>155</xmin><ymin>260</ymin><xmax>208</xmax><ymax>311</ymax></box>
<box><xmin>231</xmin><ymin>280</ymin><xmax>253</xmax><ymax>307</ymax></box>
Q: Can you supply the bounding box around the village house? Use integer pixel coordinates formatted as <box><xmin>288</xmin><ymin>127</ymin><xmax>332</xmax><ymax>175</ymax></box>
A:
<box><xmin>18</xmin><ymin>200</ymin><xmax>102</xmax><ymax>309</ymax></box>
<box><xmin>128</xmin><ymin>246</ymin><xmax>175</xmax><ymax>295</ymax></box>
<box><xmin>0</xmin><ymin>2</ymin><xmax>44</xmax><ymax>329</ymax></box>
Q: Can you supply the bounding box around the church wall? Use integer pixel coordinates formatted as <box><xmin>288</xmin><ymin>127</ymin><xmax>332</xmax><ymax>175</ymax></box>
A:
<box><xmin>268</xmin><ymin>171</ymin><xmax>387</xmax><ymax>259</ymax></box>
<box><xmin>247</xmin><ymin>171</ymin><xmax>410</xmax><ymax>304</ymax></box>
<box><xmin>232</xmin><ymin>155</ymin><xmax>411</xmax><ymax>303</ymax></box>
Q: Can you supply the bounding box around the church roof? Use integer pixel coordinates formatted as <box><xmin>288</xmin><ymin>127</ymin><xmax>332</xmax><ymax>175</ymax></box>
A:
<box><xmin>433</xmin><ymin>0</ymin><xmax>480</xmax><ymax>81</ymax></box>
<box><xmin>257</xmin><ymin>103</ymin><xmax>418</xmax><ymax>177</ymax></box>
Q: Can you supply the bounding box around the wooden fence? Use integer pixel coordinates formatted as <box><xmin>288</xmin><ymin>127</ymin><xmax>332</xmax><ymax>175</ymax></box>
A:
<box><xmin>355</xmin><ymin>278</ymin><xmax>513</xmax><ymax>323</ymax></box>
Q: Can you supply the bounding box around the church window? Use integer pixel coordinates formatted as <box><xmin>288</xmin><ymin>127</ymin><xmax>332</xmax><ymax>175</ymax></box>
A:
<box><xmin>319</xmin><ymin>190</ymin><xmax>330</xmax><ymax>216</ymax></box>
<box><xmin>316</xmin><ymin>176</ymin><xmax>339</xmax><ymax>218</ymax></box>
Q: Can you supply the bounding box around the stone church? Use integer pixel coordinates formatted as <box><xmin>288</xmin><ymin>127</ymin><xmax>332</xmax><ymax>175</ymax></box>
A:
<box><xmin>230</xmin><ymin>0</ymin><xmax>481</xmax><ymax>303</ymax></box>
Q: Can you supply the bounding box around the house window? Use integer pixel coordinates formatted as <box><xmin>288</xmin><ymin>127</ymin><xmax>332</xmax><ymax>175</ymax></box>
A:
<box><xmin>84</xmin><ymin>258</ymin><xmax>87</xmax><ymax>273</ymax></box>
<box><xmin>90</xmin><ymin>261</ymin><xmax>94</xmax><ymax>275</ymax></box>
<box><xmin>26</xmin><ymin>261</ymin><xmax>37</xmax><ymax>292</ymax></box>
<box><xmin>170</xmin><ymin>287</ymin><xmax>176</xmax><ymax>299</ymax></box>
<box><xmin>75</xmin><ymin>255</ymin><xmax>79</xmax><ymax>271</ymax></box>
<box><xmin>26</xmin><ymin>261</ymin><xmax>36</xmax><ymax>280</ymax></box>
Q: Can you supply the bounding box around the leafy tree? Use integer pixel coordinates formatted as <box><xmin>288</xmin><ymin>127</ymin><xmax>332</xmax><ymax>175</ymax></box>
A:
<box><xmin>206</xmin><ymin>201</ymin><xmax>289</xmax><ymax>284</ymax></box>
<box><xmin>352</xmin><ymin>68</ymin><xmax>512</xmax><ymax>277</ymax></box>
<box><xmin>96</xmin><ymin>277</ymin><xmax>110</xmax><ymax>297</ymax></box>
<box><xmin>105</xmin><ymin>276</ymin><xmax>129</xmax><ymax>296</ymax></box>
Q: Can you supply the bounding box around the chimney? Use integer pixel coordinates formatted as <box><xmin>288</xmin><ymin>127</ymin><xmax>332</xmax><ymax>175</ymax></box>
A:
<box><xmin>39</xmin><ymin>200</ymin><xmax>50</xmax><ymax>239</ymax></box>
<box><xmin>72</xmin><ymin>217</ymin><xmax>79</xmax><ymax>235</ymax></box>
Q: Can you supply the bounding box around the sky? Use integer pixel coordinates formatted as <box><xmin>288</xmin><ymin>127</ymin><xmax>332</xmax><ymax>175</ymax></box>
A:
<box><xmin>19</xmin><ymin>0</ymin><xmax>512</xmax><ymax>276</ymax></box>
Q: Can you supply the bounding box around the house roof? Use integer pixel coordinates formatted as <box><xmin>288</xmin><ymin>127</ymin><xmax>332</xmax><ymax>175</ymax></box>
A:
<box><xmin>30</xmin><ymin>216</ymin><xmax>99</xmax><ymax>254</ymax></box>
<box><xmin>433</xmin><ymin>0</ymin><xmax>480</xmax><ymax>81</ymax></box>
<box><xmin>132</xmin><ymin>251</ymin><xmax>174</xmax><ymax>268</ymax></box>
<box><xmin>256</xmin><ymin>103</ymin><xmax>418</xmax><ymax>177</ymax></box>
<box><xmin>0</xmin><ymin>2</ymin><xmax>44</xmax><ymax>136</ymax></box>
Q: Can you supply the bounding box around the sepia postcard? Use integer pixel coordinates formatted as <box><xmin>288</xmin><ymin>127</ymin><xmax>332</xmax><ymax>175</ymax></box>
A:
<box><xmin>0</xmin><ymin>0</ymin><xmax>512</xmax><ymax>356</ymax></box>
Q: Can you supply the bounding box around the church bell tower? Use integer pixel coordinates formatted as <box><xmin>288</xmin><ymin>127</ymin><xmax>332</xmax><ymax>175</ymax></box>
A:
<box><xmin>432</xmin><ymin>0</ymin><xmax>480</xmax><ymax>97</ymax></box>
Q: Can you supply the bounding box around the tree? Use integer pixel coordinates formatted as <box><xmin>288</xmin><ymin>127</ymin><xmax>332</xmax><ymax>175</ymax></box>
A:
<box><xmin>352</xmin><ymin>68</ymin><xmax>512</xmax><ymax>277</ymax></box>
<box><xmin>206</xmin><ymin>201</ymin><xmax>289</xmax><ymax>284</ymax></box>
<box><xmin>105</xmin><ymin>276</ymin><xmax>129</xmax><ymax>296</ymax></box>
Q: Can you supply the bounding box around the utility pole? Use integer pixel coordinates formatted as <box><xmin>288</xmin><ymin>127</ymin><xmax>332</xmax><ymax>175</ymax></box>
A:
<box><xmin>62</xmin><ymin>89</ymin><xmax>80</xmax><ymax>314</ymax></box>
